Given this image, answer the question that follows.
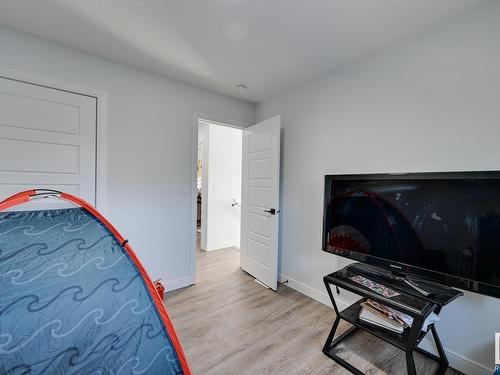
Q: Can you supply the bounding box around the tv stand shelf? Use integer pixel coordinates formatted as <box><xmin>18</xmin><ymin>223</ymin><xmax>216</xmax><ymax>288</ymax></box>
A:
<box><xmin>338</xmin><ymin>301</ymin><xmax>428</xmax><ymax>351</ymax></box>
<box><xmin>322</xmin><ymin>263</ymin><xmax>463</xmax><ymax>375</ymax></box>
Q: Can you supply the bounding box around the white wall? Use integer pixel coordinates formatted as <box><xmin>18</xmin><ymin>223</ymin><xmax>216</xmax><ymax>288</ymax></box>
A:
<box><xmin>257</xmin><ymin>2</ymin><xmax>500</xmax><ymax>374</ymax></box>
<box><xmin>201</xmin><ymin>123</ymin><xmax>242</xmax><ymax>250</ymax></box>
<box><xmin>0</xmin><ymin>26</ymin><xmax>255</xmax><ymax>291</ymax></box>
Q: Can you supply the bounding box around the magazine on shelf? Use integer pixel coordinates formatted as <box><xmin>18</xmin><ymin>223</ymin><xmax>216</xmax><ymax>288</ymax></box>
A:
<box><xmin>359</xmin><ymin>308</ymin><xmax>405</xmax><ymax>333</ymax></box>
<box><xmin>358</xmin><ymin>300</ymin><xmax>440</xmax><ymax>334</ymax></box>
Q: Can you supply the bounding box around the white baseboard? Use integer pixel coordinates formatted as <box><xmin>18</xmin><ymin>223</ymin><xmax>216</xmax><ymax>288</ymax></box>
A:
<box><xmin>418</xmin><ymin>337</ymin><xmax>492</xmax><ymax>375</ymax></box>
<box><xmin>164</xmin><ymin>276</ymin><xmax>193</xmax><ymax>292</ymax></box>
<box><xmin>278</xmin><ymin>273</ymin><xmax>491</xmax><ymax>375</ymax></box>
<box><xmin>278</xmin><ymin>273</ymin><xmax>350</xmax><ymax>310</ymax></box>
<box><xmin>203</xmin><ymin>240</ymin><xmax>238</xmax><ymax>251</ymax></box>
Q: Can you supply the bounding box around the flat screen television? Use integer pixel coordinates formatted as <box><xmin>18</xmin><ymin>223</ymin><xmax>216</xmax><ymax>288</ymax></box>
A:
<box><xmin>322</xmin><ymin>171</ymin><xmax>500</xmax><ymax>298</ymax></box>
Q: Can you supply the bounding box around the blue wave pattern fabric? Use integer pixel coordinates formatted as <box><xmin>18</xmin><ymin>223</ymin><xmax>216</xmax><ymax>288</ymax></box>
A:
<box><xmin>0</xmin><ymin>208</ymin><xmax>183</xmax><ymax>375</ymax></box>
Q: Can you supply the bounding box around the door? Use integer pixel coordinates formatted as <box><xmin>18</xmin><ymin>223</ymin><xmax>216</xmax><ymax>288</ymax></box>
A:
<box><xmin>0</xmin><ymin>77</ymin><xmax>97</xmax><ymax>204</ymax></box>
<box><xmin>240</xmin><ymin>116</ymin><xmax>281</xmax><ymax>290</ymax></box>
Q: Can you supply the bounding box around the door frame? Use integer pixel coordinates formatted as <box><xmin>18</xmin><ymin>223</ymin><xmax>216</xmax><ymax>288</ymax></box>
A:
<box><xmin>0</xmin><ymin>67</ymin><xmax>108</xmax><ymax>213</ymax></box>
<box><xmin>189</xmin><ymin>112</ymin><xmax>252</xmax><ymax>286</ymax></box>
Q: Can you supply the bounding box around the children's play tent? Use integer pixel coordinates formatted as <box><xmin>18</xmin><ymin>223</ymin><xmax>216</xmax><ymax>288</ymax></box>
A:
<box><xmin>0</xmin><ymin>190</ymin><xmax>191</xmax><ymax>374</ymax></box>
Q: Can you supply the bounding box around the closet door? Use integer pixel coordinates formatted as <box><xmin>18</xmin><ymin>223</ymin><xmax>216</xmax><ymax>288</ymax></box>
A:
<box><xmin>0</xmin><ymin>77</ymin><xmax>97</xmax><ymax>204</ymax></box>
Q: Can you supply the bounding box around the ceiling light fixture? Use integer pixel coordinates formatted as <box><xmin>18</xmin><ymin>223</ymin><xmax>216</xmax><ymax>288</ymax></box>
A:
<box><xmin>236</xmin><ymin>83</ymin><xmax>248</xmax><ymax>93</ymax></box>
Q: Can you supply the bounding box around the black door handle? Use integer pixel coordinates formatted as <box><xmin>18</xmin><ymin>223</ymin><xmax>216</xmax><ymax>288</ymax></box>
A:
<box><xmin>264</xmin><ymin>208</ymin><xmax>280</xmax><ymax>215</ymax></box>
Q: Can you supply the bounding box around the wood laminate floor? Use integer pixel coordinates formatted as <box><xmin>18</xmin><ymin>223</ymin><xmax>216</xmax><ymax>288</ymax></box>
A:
<box><xmin>165</xmin><ymin>235</ymin><xmax>461</xmax><ymax>375</ymax></box>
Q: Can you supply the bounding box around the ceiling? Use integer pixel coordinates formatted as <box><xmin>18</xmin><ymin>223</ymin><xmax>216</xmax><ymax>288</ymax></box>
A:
<box><xmin>0</xmin><ymin>0</ymin><xmax>488</xmax><ymax>102</ymax></box>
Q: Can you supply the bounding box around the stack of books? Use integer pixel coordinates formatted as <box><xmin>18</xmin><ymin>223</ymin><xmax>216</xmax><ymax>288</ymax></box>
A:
<box><xmin>359</xmin><ymin>300</ymin><xmax>439</xmax><ymax>334</ymax></box>
<box><xmin>359</xmin><ymin>300</ymin><xmax>407</xmax><ymax>333</ymax></box>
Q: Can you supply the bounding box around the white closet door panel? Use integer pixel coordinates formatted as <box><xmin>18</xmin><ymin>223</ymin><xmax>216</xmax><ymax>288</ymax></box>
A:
<box><xmin>0</xmin><ymin>171</ymin><xmax>78</xmax><ymax>185</ymax></box>
<box><xmin>0</xmin><ymin>184</ymin><xmax>80</xmax><ymax>200</ymax></box>
<box><xmin>0</xmin><ymin>91</ymin><xmax>80</xmax><ymax>134</ymax></box>
<box><xmin>0</xmin><ymin>77</ymin><xmax>97</xmax><ymax>204</ymax></box>
<box><xmin>0</xmin><ymin>125</ymin><xmax>81</xmax><ymax>145</ymax></box>
<box><xmin>0</xmin><ymin>139</ymin><xmax>78</xmax><ymax>173</ymax></box>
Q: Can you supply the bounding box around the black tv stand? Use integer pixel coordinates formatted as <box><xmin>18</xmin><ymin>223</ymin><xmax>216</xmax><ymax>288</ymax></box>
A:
<box><xmin>322</xmin><ymin>263</ymin><xmax>463</xmax><ymax>375</ymax></box>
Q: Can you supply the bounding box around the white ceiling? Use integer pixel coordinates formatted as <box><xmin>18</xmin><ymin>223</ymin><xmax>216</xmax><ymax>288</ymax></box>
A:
<box><xmin>0</xmin><ymin>0</ymin><xmax>488</xmax><ymax>102</ymax></box>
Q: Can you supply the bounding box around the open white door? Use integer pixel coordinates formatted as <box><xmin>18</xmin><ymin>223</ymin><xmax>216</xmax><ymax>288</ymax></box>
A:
<box><xmin>240</xmin><ymin>116</ymin><xmax>281</xmax><ymax>290</ymax></box>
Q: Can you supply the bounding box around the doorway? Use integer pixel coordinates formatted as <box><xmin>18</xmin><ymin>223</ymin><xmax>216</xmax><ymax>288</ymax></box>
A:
<box><xmin>192</xmin><ymin>115</ymin><xmax>282</xmax><ymax>290</ymax></box>
<box><xmin>196</xmin><ymin>119</ymin><xmax>243</xmax><ymax>257</ymax></box>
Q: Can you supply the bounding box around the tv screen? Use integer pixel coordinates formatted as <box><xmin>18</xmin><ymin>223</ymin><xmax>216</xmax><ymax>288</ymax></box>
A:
<box><xmin>322</xmin><ymin>172</ymin><xmax>500</xmax><ymax>298</ymax></box>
